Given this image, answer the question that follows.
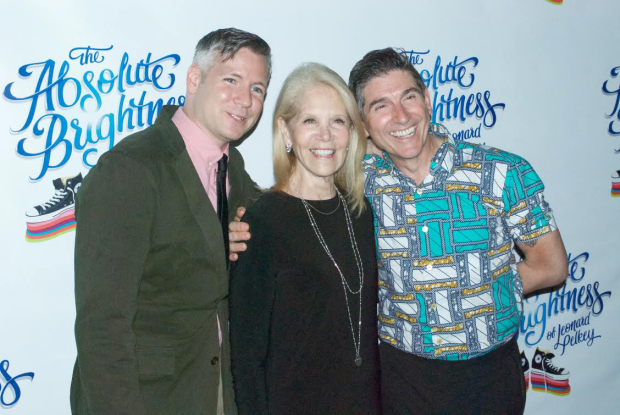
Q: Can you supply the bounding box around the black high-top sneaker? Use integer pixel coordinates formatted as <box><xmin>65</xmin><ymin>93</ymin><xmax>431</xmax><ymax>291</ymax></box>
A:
<box><xmin>26</xmin><ymin>173</ymin><xmax>83</xmax><ymax>223</ymax></box>
<box><xmin>531</xmin><ymin>347</ymin><xmax>571</xmax><ymax>395</ymax></box>
<box><xmin>521</xmin><ymin>350</ymin><xmax>530</xmax><ymax>391</ymax></box>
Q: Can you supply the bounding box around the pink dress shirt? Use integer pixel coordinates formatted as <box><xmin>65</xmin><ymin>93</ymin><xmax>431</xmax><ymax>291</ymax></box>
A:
<box><xmin>172</xmin><ymin>107</ymin><xmax>229</xmax><ymax>345</ymax></box>
<box><xmin>172</xmin><ymin>107</ymin><xmax>230</xmax><ymax>206</ymax></box>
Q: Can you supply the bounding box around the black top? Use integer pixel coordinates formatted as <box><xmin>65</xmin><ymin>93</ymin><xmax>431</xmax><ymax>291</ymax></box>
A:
<box><xmin>229</xmin><ymin>191</ymin><xmax>380</xmax><ymax>415</ymax></box>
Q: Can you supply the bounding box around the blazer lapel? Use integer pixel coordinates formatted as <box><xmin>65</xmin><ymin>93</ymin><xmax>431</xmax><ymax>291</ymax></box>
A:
<box><xmin>174</xmin><ymin>150</ymin><xmax>227</xmax><ymax>268</ymax></box>
<box><xmin>156</xmin><ymin>105</ymin><xmax>226</xmax><ymax>269</ymax></box>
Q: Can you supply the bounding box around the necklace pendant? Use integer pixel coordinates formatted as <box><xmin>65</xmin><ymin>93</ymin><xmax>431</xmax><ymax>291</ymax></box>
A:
<box><xmin>355</xmin><ymin>357</ymin><xmax>362</xmax><ymax>367</ymax></box>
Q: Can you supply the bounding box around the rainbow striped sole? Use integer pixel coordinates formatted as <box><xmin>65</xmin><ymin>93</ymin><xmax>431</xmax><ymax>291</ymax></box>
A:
<box><xmin>530</xmin><ymin>370</ymin><xmax>570</xmax><ymax>396</ymax></box>
<box><xmin>26</xmin><ymin>208</ymin><xmax>76</xmax><ymax>242</ymax></box>
<box><xmin>524</xmin><ymin>372</ymin><xmax>530</xmax><ymax>391</ymax></box>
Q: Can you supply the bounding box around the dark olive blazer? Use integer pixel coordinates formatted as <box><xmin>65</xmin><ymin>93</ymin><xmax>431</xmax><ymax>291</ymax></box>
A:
<box><xmin>70</xmin><ymin>105</ymin><xmax>260</xmax><ymax>415</ymax></box>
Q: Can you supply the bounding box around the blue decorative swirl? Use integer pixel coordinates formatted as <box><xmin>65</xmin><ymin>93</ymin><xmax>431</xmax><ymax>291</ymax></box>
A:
<box><xmin>0</xmin><ymin>360</ymin><xmax>35</xmax><ymax>407</ymax></box>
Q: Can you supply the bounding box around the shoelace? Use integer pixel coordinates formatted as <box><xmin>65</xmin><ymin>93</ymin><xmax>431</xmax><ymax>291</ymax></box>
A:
<box><xmin>41</xmin><ymin>189</ymin><xmax>67</xmax><ymax>209</ymax></box>
<box><xmin>544</xmin><ymin>357</ymin><xmax>562</xmax><ymax>373</ymax></box>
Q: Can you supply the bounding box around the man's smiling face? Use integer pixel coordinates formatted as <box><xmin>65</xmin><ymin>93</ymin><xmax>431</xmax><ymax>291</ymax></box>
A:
<box><xmin>189</xmin><ymin>47</ymin><xmax>269</xmax><ymax>148</ymax></box>
<box><xmin>361</xmin><ymin>69</ymin><xmax>433</xmax><ymax>164</ymax></box>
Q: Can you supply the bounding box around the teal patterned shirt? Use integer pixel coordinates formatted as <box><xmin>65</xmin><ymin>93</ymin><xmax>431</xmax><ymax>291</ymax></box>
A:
<box><xmin>364</xmin><ymin>136</ymin><xmax>556</xmax><ymax>360</ymax></box>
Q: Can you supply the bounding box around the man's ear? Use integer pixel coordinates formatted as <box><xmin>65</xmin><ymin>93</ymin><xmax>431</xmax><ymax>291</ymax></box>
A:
<box><xmin>186</xmin><ymin>64</ymin><xmax>202</xmax><ymax>95</ymax></box>
<box><xmin>361</xmin><ymin>118</ymin><xmax>370</xmax><ymax>139</ymax></box>
<box><xmin>424</xmin><ymin>88</ymin><xmax>432</xmax><ymax>114</ymax></box>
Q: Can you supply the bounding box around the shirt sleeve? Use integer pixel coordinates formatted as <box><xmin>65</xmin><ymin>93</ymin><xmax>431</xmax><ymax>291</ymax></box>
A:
<box><xmin>501</xmin><ymin>155</ymin><xmax>557</xmax><ymax>243</ymax></box>
<box><xmin>229</xmin><ymin>207</ymin><xmax>273</xmax><ymax>415</ymax></box>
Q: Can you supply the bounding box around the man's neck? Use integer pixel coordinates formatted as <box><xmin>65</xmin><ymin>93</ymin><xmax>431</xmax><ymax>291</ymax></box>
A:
<box><xmin>181</xmin><ymin>106</ymin><xmax>229</xmax><ymax>151</ymax></box>
<box><xmin>391</xmin><ymin>135</ymin><xmax>443</xmax><ymax>185</ymax></box>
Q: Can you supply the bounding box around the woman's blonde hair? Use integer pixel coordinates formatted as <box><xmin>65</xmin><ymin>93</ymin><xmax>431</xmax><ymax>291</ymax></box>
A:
<box><xmin>272</xmin><ymin>62</ymin><xmax>367</xmax><ymax>216</ymax></box>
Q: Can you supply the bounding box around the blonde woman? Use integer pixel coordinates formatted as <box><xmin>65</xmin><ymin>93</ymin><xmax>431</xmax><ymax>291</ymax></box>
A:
<box><xmin>229</xmin><ymin>63</ymin><xmax>380</xmax><ymax>414</ymax></box>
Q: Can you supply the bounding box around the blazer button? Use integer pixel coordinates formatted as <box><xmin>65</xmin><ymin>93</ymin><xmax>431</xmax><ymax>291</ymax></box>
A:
<box><xmin>211</xmin><ymin>356</ymin><xmax>219</xmax><ymax>365</ymax></box>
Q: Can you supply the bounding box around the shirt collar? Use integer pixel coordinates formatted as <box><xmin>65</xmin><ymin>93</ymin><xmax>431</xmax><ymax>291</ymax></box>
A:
<box><xmin>381</xmin><ymin>132</ymin><xmax>457</xmax><ymax>186</ymax></box>
<box><xmin>430</xmin><ymin>137</ymin><xmax>456</xmax><ymax>177</ymax></box>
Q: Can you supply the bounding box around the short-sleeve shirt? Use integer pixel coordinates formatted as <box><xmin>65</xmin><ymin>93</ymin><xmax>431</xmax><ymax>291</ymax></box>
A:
<box><xmin>364</xmin><ymin>135</ymin><xmax>556</xmax><ymax>360</ymax></box>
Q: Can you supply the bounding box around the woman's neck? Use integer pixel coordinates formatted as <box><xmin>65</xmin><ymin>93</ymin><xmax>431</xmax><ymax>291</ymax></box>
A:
<box><xmin>286</xmin><ymin>171</ymin><xmax>336</xmax><ymax>200</ymax></box>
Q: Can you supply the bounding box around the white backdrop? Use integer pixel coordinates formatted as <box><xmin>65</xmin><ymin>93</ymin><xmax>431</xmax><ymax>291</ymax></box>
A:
<box><xmin>1</xmin><ymin>0</ymin><xmax>619</xmax><ymax>413</ymax></box>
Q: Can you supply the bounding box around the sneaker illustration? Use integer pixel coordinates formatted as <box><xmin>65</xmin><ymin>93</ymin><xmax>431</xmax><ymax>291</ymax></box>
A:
<box><xmin>612</xmin><ymin>170</ymin><xmax>620</xmax><ymax>197</ymax></box>
<box><xmin>25</xmin><ymin>173</ymin><xmax>82</xmax><ymax>242</ymax></box>
<box><xmin>521</xmin><ymin>350</ymin><xmax>530</xmax><ymax>391</ymax></box>
<box><xmin>530</xmin><ymin>348</ymin><xmax>570</xmax><ymax>396</ymax></box>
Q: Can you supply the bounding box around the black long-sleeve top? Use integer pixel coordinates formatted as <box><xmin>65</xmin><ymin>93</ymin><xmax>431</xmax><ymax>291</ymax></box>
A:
<box><xmin>229</xmin><ymin>191</ymin><xmax>380</xmax><ymax>414</ymax></box>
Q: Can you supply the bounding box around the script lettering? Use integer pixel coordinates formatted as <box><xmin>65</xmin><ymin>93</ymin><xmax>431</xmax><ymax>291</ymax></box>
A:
<box><xmin>4</xmin><ymin>46</ymin><xmax>184</xmax><ymax>179</ymax></box>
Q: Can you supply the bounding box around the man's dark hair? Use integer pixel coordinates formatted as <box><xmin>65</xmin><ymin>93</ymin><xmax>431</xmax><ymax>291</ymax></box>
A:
<box><xmin>348</xmin><ymin>47</ymin><xmax>426</xmax><ymax>118</ymax></box>
<box><xmin>193</xmin><ymin>28</ymin><xmax>272</xmax><ymax>83</ymax></box>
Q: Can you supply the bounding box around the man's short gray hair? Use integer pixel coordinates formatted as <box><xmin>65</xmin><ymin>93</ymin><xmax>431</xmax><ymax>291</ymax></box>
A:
<box><xmin>193</xmin><ymin>28</ymin><xmax>272</xmax><ymax>83</ymax></box>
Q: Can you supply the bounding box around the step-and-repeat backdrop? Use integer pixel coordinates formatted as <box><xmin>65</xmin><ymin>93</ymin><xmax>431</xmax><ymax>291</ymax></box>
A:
<box><xmin>1</xmin><ymin>0</ymin><xmax>618</xmax><ymax>413</ymax></box>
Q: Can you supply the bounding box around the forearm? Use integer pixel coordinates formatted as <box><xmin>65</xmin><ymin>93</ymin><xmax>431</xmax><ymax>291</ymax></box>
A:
<box><xmin>518</xmin><ymin>257</ymin><xmax>565</xmax><ymax>295</ymax></box>
<box><xmin>74</xmin><ymin>239</ymin><xmax>147</xmax><ymax>414</ymax></box>
<box><xmin>229</xmin><ymin>360</ymin><xmax>269</xmax><ymax>414</ymax></box>
<box><xmin>516</xmin><ymin>230</ymin><xmax>568</xmax><ymax>295</ymax></box>
<box><xmin>74</xmin><ymin>335</ymin><xmax>144</xmax><ymax>414</ymax></box>
<box><xmin>229</xmin><ymin>215</ymin><xmax>272</xmax><ymax>414</ymax></box>
<box><xmin>73</xmin><ymin>154</ymin><xmax>153</xmax><ymax>414</ymax></box>
<box><xmin>229</xmin><ymin>269</ymin><xmax>271</xmax><ymax>414</ymax></box>
<box><xmin>229</xmin><ymin>300</ymin><xmax>270</xmax><ymax>414</ymax></box>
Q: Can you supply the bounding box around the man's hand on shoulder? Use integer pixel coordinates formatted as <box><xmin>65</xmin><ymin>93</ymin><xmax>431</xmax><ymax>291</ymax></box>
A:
<box><xmin>229</xmin><ymin>207</ymin><xmax>251</xmax><ymax>261</ymax></box>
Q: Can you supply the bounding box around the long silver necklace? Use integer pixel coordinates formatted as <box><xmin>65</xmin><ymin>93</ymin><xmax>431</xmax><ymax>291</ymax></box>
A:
<box><xmin>306</xmin><ymin>194</ymin><xmax>341</xmax><ymax>215</ymax></box>
<box><xmin>291</xmin><ymin>178</ymin><xmax>364</xmax><ymax>366</ymax></box>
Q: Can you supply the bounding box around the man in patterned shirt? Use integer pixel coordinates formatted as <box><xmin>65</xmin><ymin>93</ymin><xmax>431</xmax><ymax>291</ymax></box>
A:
<box><xmin>230</xmin><ymin>47</ymin><xmax>568</xmax><ymax>413</ymax></box>
<box><xmin>348</xmin><ymin>48</ymin><xmax>568</xmax><ymax>414</ymax></box>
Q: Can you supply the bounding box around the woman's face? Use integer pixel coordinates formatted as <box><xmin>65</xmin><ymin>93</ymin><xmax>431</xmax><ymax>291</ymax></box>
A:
<box><xmin>281</xmin><ymin>86</ymin><xmax>351</xmax><ymax>187</ymax></box>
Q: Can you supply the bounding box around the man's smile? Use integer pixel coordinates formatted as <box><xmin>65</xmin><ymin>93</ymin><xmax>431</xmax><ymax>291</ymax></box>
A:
<box><xmin>390</xmin><ymin>125</ymin><xmax>416</xmax><ymax>138</ymax></box>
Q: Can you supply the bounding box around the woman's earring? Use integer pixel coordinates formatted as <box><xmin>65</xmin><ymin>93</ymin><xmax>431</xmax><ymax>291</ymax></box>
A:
<box><xmin>286</xmin><ymin>143</ymin><xmax>292</xmax><ymax>153</ymax></box>
<box><xmin>346</xmin><ymin>146</ymin><xmax>350</xmax><ymax>151</ymax></box>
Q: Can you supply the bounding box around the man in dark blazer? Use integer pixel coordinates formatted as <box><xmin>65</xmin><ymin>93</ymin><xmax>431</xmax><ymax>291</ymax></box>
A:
<box><xmin>70</xmin><ymin>28</ymin><xmax>271</xmax><ymax>415</ymax></box>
